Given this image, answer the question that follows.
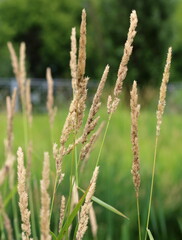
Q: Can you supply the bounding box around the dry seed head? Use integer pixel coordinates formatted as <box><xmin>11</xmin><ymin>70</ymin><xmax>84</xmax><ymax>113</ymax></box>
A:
<box><xmin>8</xmin><ymin>42</ymin><xmax>28</xmax><ymax>105</ymax></box>
<box><xmin>40</xmin><ymin>152</ymin><xmax>51</xmax><ymax>240</ymax></box>
<box><xmin>156</xmin><ymin>47</ymin><xmax>172</xmax><ymax>136</ymax></box>
<box><xmin>77</xmin><ymin>9</ymin><xmax>86</xmax><ymax>83</ymax></box>
<box><xmin>60</xmin><ymin>77</ymin><xmax>89</xmax><ymax>146</ymax></box>
<box><xmin>59</xmin><ymin>195</ymin><xmax>66</xmax><ymax>231</ymax></box>
<box><xmin>89</xmin><ymin>205</ymin><xmax>98</xmax><ymax>239</ymax></box>
<box><xmin>60</xmin><ymin>9</ymin><xmax>88</xmax><ymax>146</ymax></box>
<box><xmin>107</xmin><ymin>95</ymin><xmax>120</xmax><ymax>114</ymax></box>
<box><xmin>17</xmin><ymin>147</ymin><xmax>32</xmax><ymax>239</ymax></box>
<box><xmin>11</xmin><ymin>88</ymin><xmax>17</xmax><ymax>114</ymax></box>
<box><xmin>5</xmin><ymin>88</ymin><xmax>17</xmax><ymax>155</ymax></box>
<box><xmin>80</xmin><ymin>122</ymin><xmax>105</xmax><ymax>173</ymax></box>
<box><xmin>70</xmin><ymin>27</ymin><xmax>78</xmax><ymax>94</ymax></box>
<box><xmin>46</xmin><ymin>68</ymin><xmax>57</xmax><ymax>128</ymax></box>
<box><xmin>63</xmin><ymin>137</ymin><xmax>82</xmax><ymax>156</ymax></box>
<box><xmin>7</xmin><ymin>42</ymin><xmax>19</xmax><ymax>81</ymax></box>
<box><xmin>19</xmin><ymin>42</ymin><xmax>26</xmax><ymax>102</ymax></box>
<box><xmin>82</xmin><ymin>65</ymin><xmax>109</xmax><ymax>143</ymax></box>
<box><xmin>71</xmin><ymin>179</ymin><xmax>79</xmax><ymax>207</ymax></box>
<box><xmin>114</xmin><ymin>10</ymin><xmax>138</xmax><ymax>97</ymax></box>
<box><xmin>0</xmin><ymin>154</ymin><xmax>15</xmax><ymax>186</ymax></box>
<box><xmin>53</xmin><ymin>143</ymin><xmax>63</xmax><ymax>175</ymax></box>
<box><xmin>107</xmin><ymin>95</ymin><xmax>113</xmax><ymax>114</ymax></box>
<box><xmin>130</xmin><ymin>81</ymin><xmax>140</xmax><ymax>197</ymax></box>
<box><xmin>75</xmin><ymin>76</ymin><xmax>89</xmax><ymax>131</ymax></box>
<box><xmin>76</xmin><ymin>166</ymin><xmax>99</xmax><ymax>240</ymax></box>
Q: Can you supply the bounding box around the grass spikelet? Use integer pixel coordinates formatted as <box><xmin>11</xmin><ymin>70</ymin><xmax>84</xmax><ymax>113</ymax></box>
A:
<box><xmin>156</xmin><ymin>47</ymin><xmax>172</xmax><ymax>136</ymax></box>
<box><xmin>19</xmin><ymin>42</ymin><xmax>26</xmax><ymax>101</ymax></box>
<box><xmin>5</xmin><ymin>88</ymin><xmax>17</xmax><ymax>155</ymax></box>
<box><xmin>81</xmin><ymin>65</ymin><xmax>109</xmax><ymax>143</ymax></box>
<box><xmin>114</xmin><ymin>10</ymin><xmax>138</xmax><ymax>97</ymax></box>
<box><xmin>89</xmin><ymin>205</ymin><xmax>98</xmax><ymax>239</ymax></box>
<box><xmin>130</xmin><ymin>80</ymin><xmax>141</xmax><ymax>240</ymax></box>
<box><xmin>59</xmin><ymin>195</ymin><xmax>66</xmax><ymax>232</ymax></box>
<box><xmin>77</xmin><ymin>9</ymin><xmax>86</xmax><ymax>84</ymax></box>
<box><xmin>7</xmin><ymin>42</ymin><xmax>19</xmax><ymax>83</ymax></box>
<box><xmin>70</xmin><ymin>27</ymin><xmax>77</xmax><ymax>95</ymax></box>
<box><xmin>0</xmin><ymin>154</ymin><xmax>15</xmax><ymax>186</ymax></box>
<box><xmin>80</xmin><ymin>122</ymin><xmax>105</xmax><ymax>172</ymax></box>
<box><xmin>17</xmin><ymin>147</ymin><xmax>32</xmax><ymax>240</ymax></box>
<box><xmin>107</xmin><ymin>10</ymin><xmax>138</xmax><ymax>114</ymax></box>
<box><xmin>40</xmin><ymin>152</ymin><xmax>51</xmax><ymax>240</ymax></box>
<box><xmin>46</xmin><ymin>68</ymin><xmax>57</xmax><ymax>129</ymax></box>
<box><xmin>130</xmin><ymin>80</ymin><xmax>140</xmax><ymax>197</ymax></box>
<box><xmin>59</xmin><ymin>9</ymin><xmax>88</xmax><ymax>164</ymax></box>
<box><xmin>76</xmin><ymin>166</ymin><xmax>99</xmax><ymax>240</ymax></box>
<box><xmin>8</xmin><ymin>42</ymin><xmax>28</xmax><ymax>106</ymax></box>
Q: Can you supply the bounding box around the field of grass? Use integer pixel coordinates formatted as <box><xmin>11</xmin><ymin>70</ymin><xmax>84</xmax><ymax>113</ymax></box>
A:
<box><xmin>0</xmin><ymin>107</ymin><xmax>181</xmax><ymax>239</ymax></box>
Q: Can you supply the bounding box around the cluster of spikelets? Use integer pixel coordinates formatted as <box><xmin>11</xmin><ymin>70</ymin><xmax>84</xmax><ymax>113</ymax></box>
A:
<box><xmin>0</xmin><ymin>8</ymin><xmax>172</xmax><ymax>240</ymax></box>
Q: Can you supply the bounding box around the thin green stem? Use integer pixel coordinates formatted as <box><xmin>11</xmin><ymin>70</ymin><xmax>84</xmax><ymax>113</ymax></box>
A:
<box><xmin>136</xmin><ymin>196</ymin><xmax>142</xmax><ymax>240</ymax></box>
<box><xmin>0</xmin><ymin>214</ymin><xmax>5</xmax><ymax>240</ymax></box>
<box><xmin>95</xmin><ymin>114</ymin><xmax>112</xmax><ymax>167</ymax></box>
<box><xmin>144</xmin><ymin>137</ymin><xmax>158</xmax><ymax>240</ymax></box>
<box><xmin>29</xmin><ymin>187</ymin><xmax>37</xmax><ymax>239</ymax></box>
<box><xmin>50</xmin><ymin>174</ymin><xmax>59</xmax><ymax>220</ymax></box>
<box><xmin>75</xmin><ymin>144</ymin><xmax>79</xmax><ymax>186</ymax></box>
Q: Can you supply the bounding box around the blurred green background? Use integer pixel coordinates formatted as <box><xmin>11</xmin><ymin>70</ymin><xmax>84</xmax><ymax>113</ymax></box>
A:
<box><xmin>0</xmin><ymin>0</ymin><xmax>182</xmax><ymax>239</ymax></box>
<box><xmin>0</xmin><ymin>107</ymin><xmax>182</xmax><ymax>239</ymax></box>
<box><xmin>0</xmin><ymin>0</ymin><xmax>181</xmax><ymax>87</ymax></box>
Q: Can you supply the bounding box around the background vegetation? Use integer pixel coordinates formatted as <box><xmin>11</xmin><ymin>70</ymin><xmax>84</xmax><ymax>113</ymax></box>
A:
<box><xmin>0</xmin><ymin>0</ymin><xmax>182</xmax><ymax>239</ymax></box>
<box><xmin>0</xmin><ymin>107</ymin><xmax>181</xmax><ymax>239</ymax></box>
<box><xmin>0</xmin><ymin>0</ymin><xmax>181</xmax><ymax>87</ymax></box>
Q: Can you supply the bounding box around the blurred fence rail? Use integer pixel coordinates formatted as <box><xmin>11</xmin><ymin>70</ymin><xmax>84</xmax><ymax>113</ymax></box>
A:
<box><xmin>0</xmin><ymin>78</ymin><xmax>97</xmax><ymax>112</ymax></box>
<box><xmin>168</xmin><ymin>82</ymin><xmax>182</xmax><ymax>113</ymax></box>
<box><xmin>0</xmin><ymin>78</ymin><xmax>181</xmax><ymax>112</ymax></box>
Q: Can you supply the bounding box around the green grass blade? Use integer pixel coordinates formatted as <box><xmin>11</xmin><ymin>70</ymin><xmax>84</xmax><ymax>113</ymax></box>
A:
<box><xmin>78</xmin><ymin>187</ymin><xmax>128</xmax><ymax>219</ymax></box>
<box><xmin>147</xmin><ymin>228</ymin><xmax>154</xmax><ymax>240</ymax></box>
<box><xmin>57</xmin><ymin>186</ymin><xmax>89</xmax><ymax>240</ymax></box>
<box><xmin>3</xmin><ymin>184</ymin><xmax>17</xmax><ymax>207</ymax></box>
<box><xmin>92</xmin><ymin>196</ymin><xmax>129</xmax><ymax>220</ymax></box>
<box><xmin>50</xmin><ymin>231</ymin><xmax>57</xmax><ymax>239</ymax></box>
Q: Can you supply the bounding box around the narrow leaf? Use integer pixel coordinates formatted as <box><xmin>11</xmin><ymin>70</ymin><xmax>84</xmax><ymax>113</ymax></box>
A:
<box><xmin>57</xmin><ymin>186</ymin><xmax>89</xmax><ymax>239</ymax></box>
<box><xmin>50</xmin><ymin>231</ymin><xmax>57</xmax><ymax>239</ymax></box>
<box><xmin>78</xmin><ymin>187</ymin><xmax>129</xmax><ymax>220</ymax></box>
<box><xmin>4</xmin><ymin>184</ymin><xmax>17</xmax><ymax>207</ymax></box>
<box><xmin>147</xmin><ymin>228</ymin><xmax>154</xmax><ymax>240</ymax></box>
<box><xmin>92</xmin><ymin>196</ymin><xmax>129</xmax><ymax>220</ymax></box>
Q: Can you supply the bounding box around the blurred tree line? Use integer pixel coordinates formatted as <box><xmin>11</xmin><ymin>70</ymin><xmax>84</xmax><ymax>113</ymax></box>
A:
<box><xmin>0</xmin><ymin>0</ymin><xmax>180</xmax><ymax>86</ymax></box>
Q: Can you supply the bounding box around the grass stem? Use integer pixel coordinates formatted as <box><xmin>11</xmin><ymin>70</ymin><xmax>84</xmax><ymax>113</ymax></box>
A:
<box><xmin>136</xmin><ymin>196</ymin><xmax>142</xmax><ymax>240</ymax></box>
<box><xmin>95</xmin><ymin>114</ymin><xmax>112</xmax><ymax>167</ymax></box>
<box><xmin>144</xmin><ymin>137</ymin><xmax>158</xmax><ymax>240</ymax></box>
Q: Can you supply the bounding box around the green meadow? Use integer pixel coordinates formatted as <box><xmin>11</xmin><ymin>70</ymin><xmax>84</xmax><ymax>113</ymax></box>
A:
<box><xmin>0</xmin><ymin>106</ymin><xmax>181</xmax><ymax>239</ymax></box>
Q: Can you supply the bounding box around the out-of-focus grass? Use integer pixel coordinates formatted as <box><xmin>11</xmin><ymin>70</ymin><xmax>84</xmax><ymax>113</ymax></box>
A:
<box><xmin>0</xmin><ymin>107</ymin><xmax>181</xmax><ymax>239</ymax></box>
